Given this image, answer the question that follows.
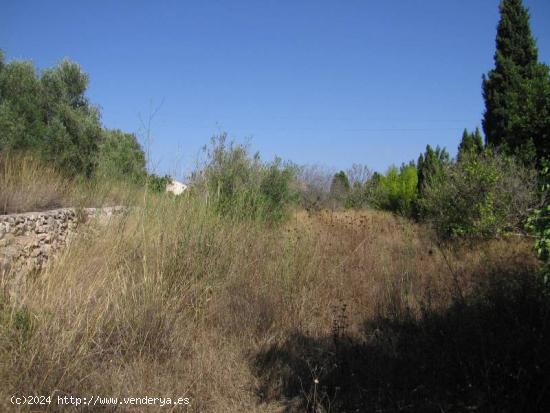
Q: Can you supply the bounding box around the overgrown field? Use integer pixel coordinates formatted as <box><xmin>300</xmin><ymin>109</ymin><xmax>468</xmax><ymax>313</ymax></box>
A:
<box><xmin>1</xmin><ymin>190</ymin><xmax>548</xmax><ymax>412</ymax></box>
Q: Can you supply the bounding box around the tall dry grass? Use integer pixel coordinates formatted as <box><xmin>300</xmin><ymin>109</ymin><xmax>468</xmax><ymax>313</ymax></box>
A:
<box><xmin>0</xmin><ymin>153</ymin><xmax>71</xmax><ymax>214</ymax></box>
<box><xmin>0</xmin><ymin>152</ymin><xmax>142</xmax><ymax>215</ymax></box>
<box><xmin>1</xmin><ymin>183</ymin><xmax>543</xmax><ymax>411</ymax></box>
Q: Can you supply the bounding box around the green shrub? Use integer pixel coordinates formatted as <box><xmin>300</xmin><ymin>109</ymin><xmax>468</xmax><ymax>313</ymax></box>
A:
<box><xmin>419</xmin><ymin>151</ymin><xmax>537</xmax><ymax>239</ymax></box>
<box><xmin>192</xmin><ymin>133</ymin><xmax>296</xmax><ymax>223</ymax></box>
<box><xmin>260</xmin><ymin>158</ymin><xmax>298</xmax><ymax>222</ymax></box>
<box><xmin>417</xmin><ymin>145</ymin><xmax>450</xmax><ymax>198</ymax></box>
<box><xmin>146</xmin><ymin>174</ymin><xmax>171</xmax><ymax>193</ymax></box>
<box><xmin>96</xmin><ymin>129</ymin><xmax>146</xmax><ymax>184</ymax></box>
<box><xmin>329</xmin><ymin>171</ymin><xmax>350</xmax><ymax>208</ymax></box>
<box><xmin>373</xmin><ymin>163</ymin><xmax>418</xmax><ymax>217</ymax></box>
<box><xmin>344</xmin><ymin>182</ymin><xmax>369</xmax><ymax>209</ymax></box>
<box><xmin>526</xmin><ymin>160</ymin><xmax>550</xmax><ymax>283</ymax></box>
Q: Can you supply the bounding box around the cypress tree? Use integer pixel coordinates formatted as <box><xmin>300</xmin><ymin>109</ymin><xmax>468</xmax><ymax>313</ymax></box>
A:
<box><xmin>472</xmin><ymin>127</ymin><xmax>484</xmax><ymax>152</ymax></box>
<box><xmin>482</xmin><ymin>0</ymin><xmax>550</xmax><ymax>161</ymax></box>
<box><xmin>417</xmin><ymin>145</ymin><xmax>450</xmax><ymax>195</ymax></box>
<box><xmin>458</xmin><ymin>128</ymin><xmax>484</xmax><ymax>162</ymax></box>
<box><xmin>330</xmin><ymin>171</ymin><xmax>350</xmax><ymax>195</ymax></box>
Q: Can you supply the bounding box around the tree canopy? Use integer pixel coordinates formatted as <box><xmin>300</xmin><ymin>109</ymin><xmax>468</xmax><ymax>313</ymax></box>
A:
<box><xmin>482</xmin><ymin>0</ymin><xmax>550</xmax><ymax>162</ymax></box>
<box><xmin>0</xmin><ymin>53</ymin><xmax>147</xmax><ymax>181</ymax></box>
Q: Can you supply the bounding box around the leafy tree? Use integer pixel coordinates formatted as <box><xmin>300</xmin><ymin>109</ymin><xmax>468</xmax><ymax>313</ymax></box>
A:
<box><xmin>0</xmin><ymin>60</ymin><xmax>44</xmax><ymax>150</ymax></box>
<box><xmin>375</xmin><ymin>163</ymin><xmax>418</xmax><ymax>217</ymax></box>
<box><xmin>39</xmin><ymin>60</ymin><xmax>101</xmax><ymax>177</ymax></box>
<box><xmin>526</xmin><ymin>160</ymin><xmax>550</xmax><ymax>283</ymax></box>
<box><xmin>419</xmin><ymin>151</ymin><xmax>536</xmax><ymax>239</ymax></box>
<box><xmin>0</xmin><ymin>57</ymin><xmax>103</xmax><ymax>176</ymax></box>
<box><xmin>482</xmin><ymin>0</ymin><xmax>550</xmax><ymax>161</ymax></box>
<box><xmin>330</xmin><ymin>170</ymin><xmax>350</xmax><ymax>207</ymax></box>
<box><xmin>416</xmin><ymin>145</ymin><xmax>450</xmax><ymax>197</ymax></box>
<box><xmin>342</xmin><ymin>164</ymin><xmax>372</xmax><ymax>209</ymax></box>
<box><xmin>331</xmin><ymin>171</ymin><xmax>350</xmax><ymax>193</ymax></box>
<box><xmin>96</xmin><ymin>129</ymin><xmax>146</xmax><ymax>183</ymax></box>
<box><xmin>457</xmin><ymin>128</ymin><xmax>484</xmax><ymax>162</ymax></box>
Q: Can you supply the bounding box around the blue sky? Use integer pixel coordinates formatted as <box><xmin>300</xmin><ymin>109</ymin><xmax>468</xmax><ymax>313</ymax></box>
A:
<box><xmin>2</xmin><ymin>0</ymin><xmax>550</xmax><ymax>179</ymax></box>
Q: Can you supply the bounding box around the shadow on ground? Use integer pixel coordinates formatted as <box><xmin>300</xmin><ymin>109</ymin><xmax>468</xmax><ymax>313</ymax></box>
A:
<box><xmin>253</xmin><ymin>271</ymin><xmax>550</xmax><ymax>412</ymax></box>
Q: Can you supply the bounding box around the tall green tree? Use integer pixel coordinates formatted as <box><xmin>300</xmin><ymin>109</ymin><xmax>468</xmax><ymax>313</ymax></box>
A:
<box><xmin>417</xmin><ymin>145</ymin><xmax>450</xmax><ymax>196</ymax></box>
<box><xmin>457</xmin><ymin>128</ymin><xmax>484</xmax><ymax>162</ymax></box>
<box><xmin>482</xmin><ymin>0</ymin><xmax>550</xmax><ymax>161</ymax></box>
<box><xmin>96</xmin><ymin>129</ymin><xmax>146</xmax><ymax>183</ymax></box>
<box><xmin>0</xmin><ymin>57</ymin><xmax>104</xmax><ymax>177</ymax></box>
<box><xmin>330</xmin><ymin>171</ymin><xmax>350</xmax><ymax>195</ymax></box>
<box><xmin>374</xmin><ymin>163</ymin><xmax>418</xmax><ymax>217</ymax></box>
<box><xmin>0</xmin><ymin>60</ymin><xmax>44</xmax><ymax>150</ymax></box>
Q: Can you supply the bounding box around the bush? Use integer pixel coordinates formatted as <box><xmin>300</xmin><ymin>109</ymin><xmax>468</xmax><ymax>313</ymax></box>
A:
<box><xmin>526</xmin><ymin>160</ymin><xmax>550</xmax><ymax>283</ymax></box>
<box><xmin>418</xmin><ymin>151</ymin><xmax>537</xmax><ymax>239</ymax></box>
<box><xmin>146</xmin><ymin>174</ymin><xmax>171</xmax><ymax>193</ymax></box>
<box><xmin>328</xmin><ymin>171</ymin><xmax>350</xmax><ymax>209</ymax></box>
<box><xmin>417</xmin><ymin>145</ymin><xmax>450</xmax><ymax>199</ymax></box>
<box><xmin>191</xmin><ymin>133</ymin><xmax>296</xmax><ymax>222</ymax></box>
<box><xmin>260</xmin><ymin>158</ymin><xmax>298</xmax><ymax>222</ymax></box>
<box><xmin>96</xmin><ymin>129</ymin><xmax>146</xmax><ymax>184</ymax></box>
<box><xmin>372</xmin><ymin>163</ymin><xmax>418</xmax><ymax>217</ymax></box>
<box><xmin>342</xmin><ymin>164</ymin><xmax>372</xmax><ymax>209</ymax></box>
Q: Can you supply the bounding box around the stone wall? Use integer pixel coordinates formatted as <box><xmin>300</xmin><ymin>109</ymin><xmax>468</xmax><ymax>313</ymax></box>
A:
<box><xmin>0</xmin><ymin>206</ymin><xmax>125</xmax><ymax>281</ymax></box>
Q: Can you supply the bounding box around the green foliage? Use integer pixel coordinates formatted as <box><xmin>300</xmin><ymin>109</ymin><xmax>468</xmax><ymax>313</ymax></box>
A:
<box><xmin>344</xmin><ymin>183</ymin><xmax>369</xmax><ymax>209</ymax></box>
<box><xmin>329</xmin><ymin>171</ymin><xmax>350</xmax><ymax>207</ymax></box>
<box><xmin>96</xmin><ymin>129</ymin><xmax>146</xmax><ymax>184</ymax></box>
<box><xmin>194</xmin><ymin>133</ymin><xmax>297</xmax><ymax>223</ymax></box>
<box><xmin>342</xmin><ymin>164</ymin><xmax>372</xmax><ymax>209</ymax></box>
<box><xmin>419</xmin><ymin>151</ymin><xmax>537</xmax><ymax>239</ymax></box>
<box><xmin>0</xmin><ymin>60</ymin><xmax>43</xmax><ymax>150</ymax></box>
<box><xmin>260</xmin><ymin>158</ymin><xmax>298</xmax><ymax>222</ymax></box>
<box><xmin>0</xmin><ymin>56</ymin><xmax>103</xmax><ymax>177</ymax></box>
<box><xmin>331</xmin><ymin>171</ymin><xmax>350</xmax><ymax>194</ymax></box>
<box><xmin>374</xmin><ymin>163</ymin><xmax>418</xmax><ymax>217</ymax></box>
<box><xmin>482</xmin><ymin>0</ymin><xmax>550</xmax><ymax>162</ymax></box>
<box><xmin>526</xmin><ymin>160</ymin><xmax>550</xmax><ymax>283</ymax></box>
<box><xmin>457</xmin><ymin>128</ymin><xmax>484</xmax><ymax>162</ymax></box>
<box><xmin>0</xmin><ymin>53</ymin><xmax>147</xmax><ymax>181</ymax></box>
<box><xmin>417</xmin><ymin>145</ymin><xmax>450</xmax><ymax>198</ymax></box>
<box><xmin>147</xmin><ymin>174</ymin><xmax>171</xmax><ymax>193</ymax></box>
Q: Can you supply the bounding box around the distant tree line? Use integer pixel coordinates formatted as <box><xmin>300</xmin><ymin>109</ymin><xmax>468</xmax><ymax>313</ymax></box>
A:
<box><xmin>324</xmin><ymin>0</ymin><xmax>549</xmax><ymax>242</ymax></box>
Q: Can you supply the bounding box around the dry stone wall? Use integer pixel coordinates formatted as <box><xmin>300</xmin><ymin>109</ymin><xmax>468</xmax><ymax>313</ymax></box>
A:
<box><xmin>0</xmin><ymin>206</ymin><xmax>125</xmax><ymax>280</ymax></box>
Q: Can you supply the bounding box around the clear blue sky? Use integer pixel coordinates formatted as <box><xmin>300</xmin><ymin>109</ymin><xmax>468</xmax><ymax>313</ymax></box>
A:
<box><xmin>2</xmin><ymin>0</ymin><xmax>550</xmax><ymax>178</ymax></box>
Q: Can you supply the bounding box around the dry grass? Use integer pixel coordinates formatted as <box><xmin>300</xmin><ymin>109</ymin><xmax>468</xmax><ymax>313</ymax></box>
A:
<box><xmin>0</xmin><ymin>153</ymin><xmax>71</xmax><ymax>214</ymax></box>
<box><xmin>0</xmin><ymin>153</ymin><xmax>141</xmax><ymax>215</ymax></box>
<box><xmin>1</xmin><ymin>187</ymin><xmax>545</xmax><ymax>412</ymax></box>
